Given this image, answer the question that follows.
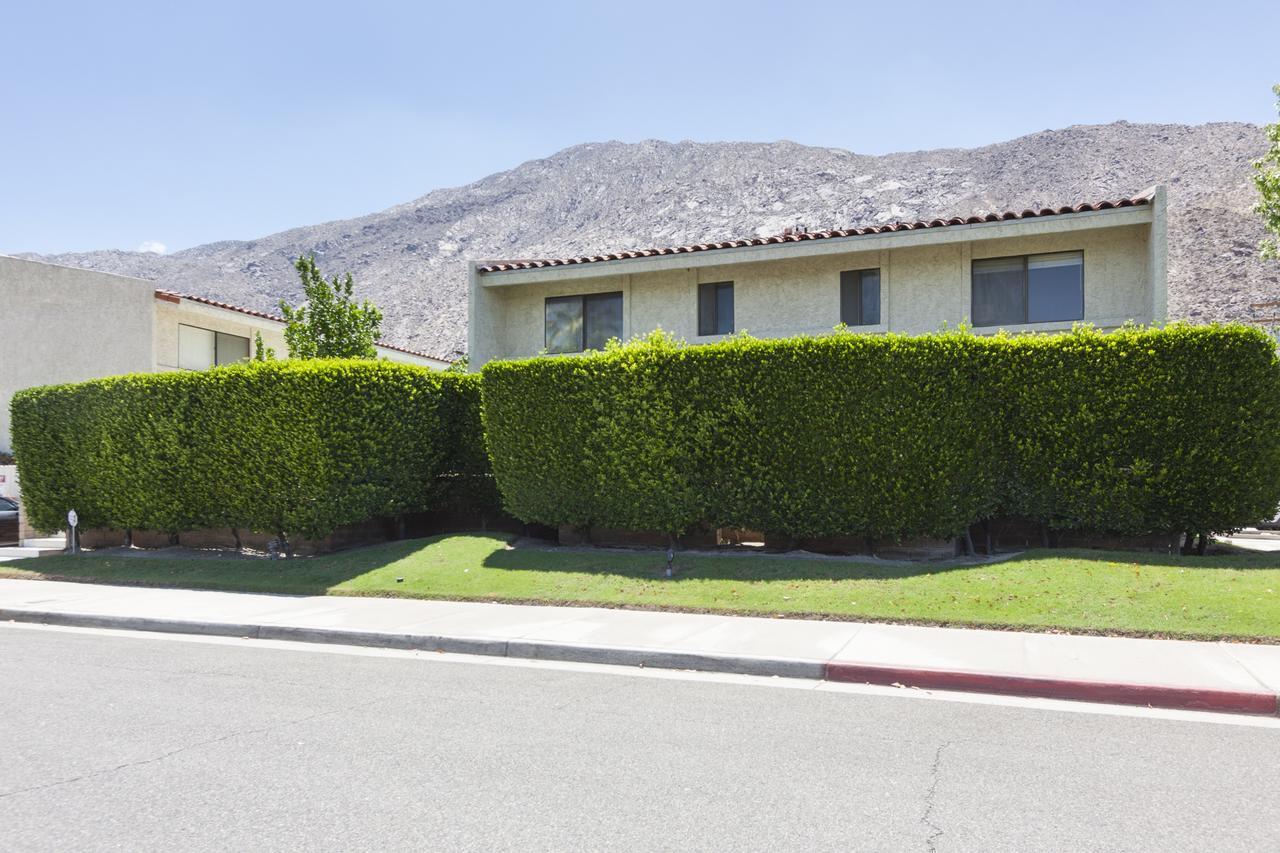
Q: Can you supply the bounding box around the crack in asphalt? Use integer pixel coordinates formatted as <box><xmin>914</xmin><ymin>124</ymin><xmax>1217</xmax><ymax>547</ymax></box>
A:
<box><xmin>921</xmin><ymin>740</ymin><xmax>953</xmax><ymax>853</ymax></box>
<box><xmin>0</xmin><ymin>698</ymin><xmax>385</xmax><ymax>801</ymax></box>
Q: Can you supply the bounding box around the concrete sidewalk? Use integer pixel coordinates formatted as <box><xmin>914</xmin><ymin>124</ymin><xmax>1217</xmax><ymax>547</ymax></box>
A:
<box><xmin>1</xmin><ymin>577</ymin><xmax>1278</xmax><ymax>716</ymax></box>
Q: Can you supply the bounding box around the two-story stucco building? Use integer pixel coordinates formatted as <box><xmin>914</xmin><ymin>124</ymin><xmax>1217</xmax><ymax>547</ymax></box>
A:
<box><xmin>1</xmin><ymin>255</ymin><xmax>449</xmax><ymax>454</ymax></box>
<box><xmin>467</xmin><ymin>187</ymin><xmax>1168</xmax><ymax>368</ymax></box>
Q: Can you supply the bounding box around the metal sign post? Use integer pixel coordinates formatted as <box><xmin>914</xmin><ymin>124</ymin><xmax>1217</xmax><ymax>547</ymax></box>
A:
<box><xmin>67</xmin><ymin>509</ymin><xmax>79</xmax><ymax>555</ymax></box>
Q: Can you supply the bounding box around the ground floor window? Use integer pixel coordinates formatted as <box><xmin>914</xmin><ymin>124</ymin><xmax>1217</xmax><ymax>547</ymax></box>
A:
<box><xmin>544</xmin><ymin>291</ymin><xmax>623</xmax><ymax>353</ymax></box>
<box><xmin>972</xmin><ymin>251</ymin><xmax>1083</xmax><ymax>327</ymax></box>
<box><xmin>178</xmin><ymin>325</ymin><xmax>251</xmax><ymax>370</ymax></box>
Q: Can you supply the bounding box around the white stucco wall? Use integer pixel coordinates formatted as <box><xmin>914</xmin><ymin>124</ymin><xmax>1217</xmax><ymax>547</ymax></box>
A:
<box><xmin>0</xmin><ymin>256</ymin><xmax>156</xmax><ymax>454</ymax></box>
<box><xmin>470</xmin><ymin>202</ymin><xmax>1164</xmax><ymax>367</ymax></box>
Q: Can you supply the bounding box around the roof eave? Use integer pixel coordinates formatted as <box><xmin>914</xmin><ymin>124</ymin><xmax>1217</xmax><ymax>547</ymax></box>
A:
<box><xmin>477</xmin><ymin>203</ymin><xmax>1154</xmax><ymax>287</ymax></box>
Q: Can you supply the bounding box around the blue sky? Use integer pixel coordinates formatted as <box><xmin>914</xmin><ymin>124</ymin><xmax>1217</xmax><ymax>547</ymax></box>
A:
<box><xmin>4</xmin><ymin>0</ymin><xmax>1278</xmax><ymax>255</ymax></box>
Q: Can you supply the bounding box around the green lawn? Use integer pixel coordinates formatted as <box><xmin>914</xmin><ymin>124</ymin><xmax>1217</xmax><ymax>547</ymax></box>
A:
<box><xmin>4</xmin><ymin>533</ymin><xmax>1279</xmax><ymax>641</ymax></box>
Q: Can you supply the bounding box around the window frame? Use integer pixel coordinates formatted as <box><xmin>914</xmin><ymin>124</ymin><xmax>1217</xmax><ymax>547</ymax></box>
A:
<box><xmin>839</xmin><ymin>268</ymin><xmax>881</xmax><ymax>327</ymax></box>
<box><xmin>971</xmin><ymin>250</ymin><xmax>1084</xmax><ymax>327</ymax></box>
<box><xmin>178</xmin><ymin>324</ymin><xmax>215</xmax><ymax>370</ymax></box>
<box><xmin>214</xmin><ymin>331</ymin><xmax>251</xmax><ymax>365</ymax></box>
<box><xmin>543</xmin><ymin>291</ymin><xmax>624</xmax><ymax>354</ymax></box>
<box><xmin>178</xmin><ymin>323</ymin><xmax>251</xmax><ymax>370</ymax></box>
<box><xmin>697</xmin><ymin>281</ymin><xmax>734</xmax><ymax>337</ymax></box>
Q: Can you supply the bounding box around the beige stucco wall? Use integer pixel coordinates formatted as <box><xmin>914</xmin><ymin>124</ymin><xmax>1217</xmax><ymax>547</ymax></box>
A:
<box><xmin>0</xmin><ymin>256</ymin><xmax>155</xmax><ymax>453</ymax></box>
<box><xmin>472</xmin><ymin>215</ymin><xmax>1160</xmax><ymax>366</ymax></box>
<box><xmin>153</xmin><ymin>299</ymin><xmax>287</xmax><ymax>370</ymax></box>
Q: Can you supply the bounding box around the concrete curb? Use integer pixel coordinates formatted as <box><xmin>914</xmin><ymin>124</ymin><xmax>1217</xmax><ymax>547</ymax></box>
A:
<box><xmin>4</xmin><ymin>607</ymin><xmax>1276</xmax><ymax>716</ymax></box>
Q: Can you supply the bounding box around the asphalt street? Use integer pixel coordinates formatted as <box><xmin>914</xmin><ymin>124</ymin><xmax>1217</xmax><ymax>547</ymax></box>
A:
<box><xmin>1</xmin><ymin>624</ymin><xmax>1277</xmax><ymax>852</ymax></box>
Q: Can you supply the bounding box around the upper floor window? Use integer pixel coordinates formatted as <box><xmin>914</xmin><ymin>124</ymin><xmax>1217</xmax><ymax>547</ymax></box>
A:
<box><xmin>972</xmin><ymin>251</ymin><xmax>1083</xmax><ymax>327</ymax></box>
<box><xmin>698</xmin><ymin>281</ymin><xmax>734</xmax><ymax>336</ymax></box>
<box><xmin>178</xmin><ymin>324</ymin><xmax>250</xmax><ymax>370</ymax></box>
<box><xmin>544</xmin><ymin>291</ymin><xmax>623</xmax><ymax>353</ymax></box>
<box><xmin>840</xmin><ymin>269</ymin><xmax>881</xmax><ymax>326</ymax></box>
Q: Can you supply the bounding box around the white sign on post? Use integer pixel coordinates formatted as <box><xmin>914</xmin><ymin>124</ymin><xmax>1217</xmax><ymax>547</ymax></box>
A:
<box><xmin>67</xmin><ymin>509</ymin><xmax>79</xmax><ymax>554</ymax></box>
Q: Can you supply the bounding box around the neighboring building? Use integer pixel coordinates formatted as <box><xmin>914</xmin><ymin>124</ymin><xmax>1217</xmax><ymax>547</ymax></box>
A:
<box><xmin>1</xmin><ymin>255</ymin><xmax>449</xmax><ymax>453</ymax></box>
<box><xmin>149</xmin><ymin>290</ymin><xmax>447</xmax><ymax>371</ymax></box>
<box><xmin>468</xmin><ymin>187</ymin><xmax>1168</xmax><ymax>368</ymax></box>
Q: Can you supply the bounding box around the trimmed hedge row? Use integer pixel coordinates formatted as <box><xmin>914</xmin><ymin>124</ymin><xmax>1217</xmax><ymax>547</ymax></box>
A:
<box><xmin>11</xmin><ymin>360</ymin><xmax>489</xmax><ymax>540</ymax></box>
<box><xmin>481</xmin><ymin>326</ymin><xmax>1280</xmax><ymax>540</ymax></box>
<box><xmin>992</xmin><ymin>327</ymin><xmax>1280</xmax><ymax>535</ymax></box>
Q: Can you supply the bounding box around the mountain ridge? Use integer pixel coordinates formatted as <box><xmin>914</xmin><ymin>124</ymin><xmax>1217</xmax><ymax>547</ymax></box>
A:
<box><xmin>20</xmin><ymin>121</ymin><xmax>1279</xmax><ymax>358</ymax></box>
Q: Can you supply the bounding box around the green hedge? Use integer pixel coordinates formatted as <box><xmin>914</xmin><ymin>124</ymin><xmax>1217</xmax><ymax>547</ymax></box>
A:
<box><xmin>11</xmin><ymin>360</ymin><xmax>490</xmax><ymax>540</ymax></box>
<box><xmin>482</xmin><ymin>326</ymin><xmax>1280</xmax><ymax>540</ymax></box>
<box><xmin>990</xmin><ymin>325</ymin><xmax>1280</xmax><ymax>535</ymax></box>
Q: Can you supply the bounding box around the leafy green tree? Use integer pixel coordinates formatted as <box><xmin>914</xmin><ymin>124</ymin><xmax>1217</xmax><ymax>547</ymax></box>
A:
<box><xmin>253</xmin><ymin>331</ymin><xmax>276</xmax><ymax>361</ymax></box>
<box><xmin>1255</xmin><ymin>84</ymin><xmax>1280</xmax><ymax>259</ymax></box>
<box><xmin>279</xmin><ymin>255</ymin><xmax>383</xmax><ymax>359</ymax></box>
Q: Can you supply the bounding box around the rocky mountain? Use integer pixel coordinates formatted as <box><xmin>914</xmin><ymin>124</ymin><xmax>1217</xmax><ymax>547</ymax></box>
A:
<box><xmin>22</xmin><ymin>122</ymin><xmax>1279</xmax><ymax>358</ymax></box>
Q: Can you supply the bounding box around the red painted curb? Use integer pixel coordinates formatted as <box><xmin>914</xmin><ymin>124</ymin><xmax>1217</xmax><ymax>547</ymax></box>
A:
<box><xmin>824</xmin><ymin>662</ymin><xmax>1280</xmax><ymax>716</ymax></box>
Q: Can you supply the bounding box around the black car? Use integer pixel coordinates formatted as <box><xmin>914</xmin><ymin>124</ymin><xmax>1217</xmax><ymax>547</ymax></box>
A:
<box><xmin>0</xmin><ymin>496</ymin><xmax>17</xmax><ymax>545</ymax></box>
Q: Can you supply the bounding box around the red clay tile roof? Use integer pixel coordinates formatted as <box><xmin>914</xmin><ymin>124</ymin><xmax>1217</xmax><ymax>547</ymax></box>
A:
<box><xmin>156</xmin><ymin>289</ymin><xmax>286</xmax><ymax>323</ymax></box>
<box><xmin>476</xmin><ymin>195</ymin><xmax>1152</xmax><ymax>273</ymax></box>
<box><xmin>154</xmin><ymin>289</ymin><xmax>448</xmax><ymax>363</ymax></box>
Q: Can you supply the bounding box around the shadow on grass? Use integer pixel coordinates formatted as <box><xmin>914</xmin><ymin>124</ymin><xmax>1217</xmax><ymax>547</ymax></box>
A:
<box><xmin>478</xmin><ymin>546</ymin><xmax>993</xmax><ymax>582</ymax></box>
<box><xmin>1017</xmin><ymin>546</ymin><xmax>1280</xmax><ymax>571</ymax></box>
<box><xmin>480</xmin><ymin>541</ymin><xmax>1280</xmax><ymax>579</ymax></box>
<box><xmin>7</xmin><ymin>535</ymin><xmax>986</xmax><ymax>593</ymax></box>
<box><xmin>2</xmin><ymin>535</ymin><xmax>467</xmax><ymax>597</ymax></box>
<box><xmin>9</xmin><ymin>534</ymin><xmax>1279</xmax><ymax>602</ymax></box>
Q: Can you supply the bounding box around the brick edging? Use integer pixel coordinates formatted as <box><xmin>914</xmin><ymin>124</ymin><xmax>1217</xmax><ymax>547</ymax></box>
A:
<box><xmin>824</xmin><ymin>662</ymin><xmax>1280</xmax><ymax>716</ymax></box>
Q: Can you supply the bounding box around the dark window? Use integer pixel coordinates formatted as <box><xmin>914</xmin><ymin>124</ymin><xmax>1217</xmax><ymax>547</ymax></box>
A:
<box><xmin>544</xmin><ymin>291</ymin><xmax>623</xmax><ymax>353</ymax></box>
<box><xmin>583</xmin><ymin>292</ymin><xmax>623</xmax><ymax>350</ymax></box>
<box><xmin>1027</xmin><ymin>253</ymin><xmax>1085</xmax><ymax>323</ymax></box>
<box><xmin>698</xmin><ymin>281</ymin><xmax>734</xmax><ymax>336</ymax></box>
<box><xmin>544</xmin><ymin>297</ymin><xmax>582</xmax><ymax>354</ymax></box>
<box><xmin>840</xmin><ymin>269</ymin><xmax>881</xmax><ymax>326</ymax></box>
<box><xmin>971</xmin><ymin>258</ymin><xmax>1026</xmax><ymax>327</ymax></box>
<box><xmin>972</xmin><ymin>251</ymin><xmax>1083</xmax><ymax>327</ymax></box>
